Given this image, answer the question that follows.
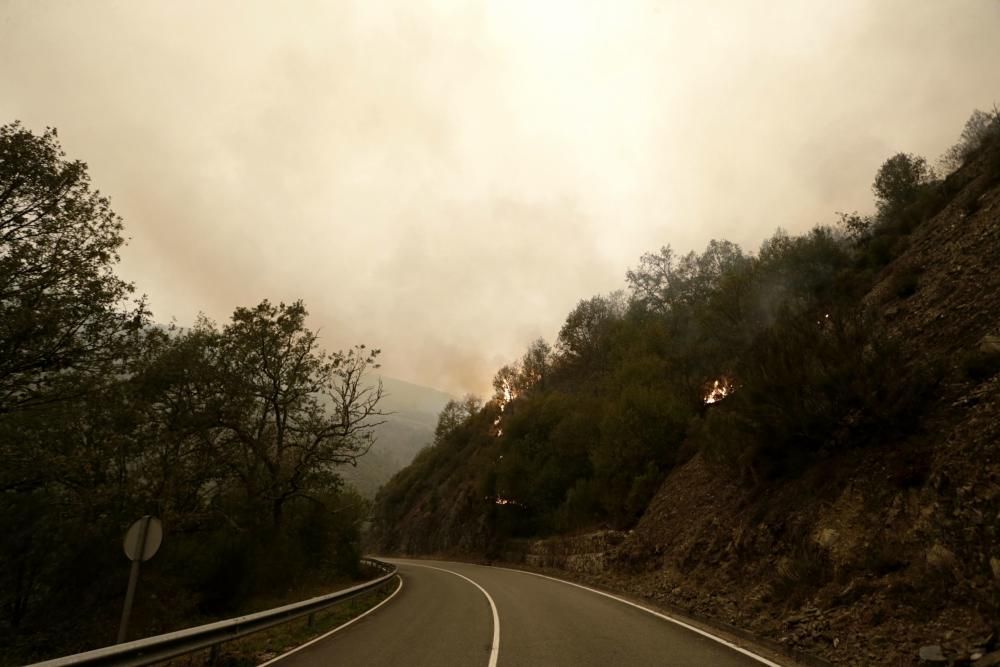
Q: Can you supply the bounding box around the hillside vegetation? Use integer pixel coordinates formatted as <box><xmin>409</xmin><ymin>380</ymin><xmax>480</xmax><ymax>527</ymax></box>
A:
<box><xmin>371</xmin><ymin>110</ymin><xmax>1000</xmax><ymax>664</ymax></box>
<box><xmin>0</xmin><ymin>124</ymin><xmax>386</xmax><ymax>663</ymax></box>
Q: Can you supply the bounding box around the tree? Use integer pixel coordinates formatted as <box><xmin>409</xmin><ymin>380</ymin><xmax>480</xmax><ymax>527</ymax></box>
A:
<box><xmin>434</xmin><ymin>394</ymin><xmax>481</xmax><ymax>444</ymax></box>
<box><xmin>872</xmin><ymin>152</ymin><xmax>934</xmax><ymax>219</ymax></box>
<box><xmin>492</xmin><ymin>362</ymin><xmax>523</xmax><ymax>403</ymax></box>
<box><xmin>626</xmin><ymin>241</ymin><xmax>747</xmax><ymax>313</ymax></box>
<box><xmin>836</xmin><ymin>210</ymin><xmax>874</xmax><ymax>243</ymax></box>
<box><xmin>519</xmin><ymin>338</ymin><xmax>552</xmax><ymax>391</ymax></box>
<box><xmin>556</xmin><ymin>292</ymin><xmax>625</xmax><ymax>360</ymax></box>
<box><xmin>625</xmin><ymin>246</ymin><xmax>677</xmax><ymax>312</ymax></box>
<box><xmin>0</xmin><ymin>122</ymin><xmax>145</xmax><ymax>414</ymax></box>
<box><xmin>0</xmin><ymin>123</ymin><xmax>148</xmax><ymax>631</ymax></box>
<box><xmin>204</xmin><ymin>300</ymin><xmax>385</xmax><ymax>527</ymax></box>
<box><xmin>940</xmin><ymin>108</ymin><xmax>1000</xmax><ymax>173</ymax></box>
<box><xmin>0</xmin><ymin>124</ymin><xmax>381</xmax><ymax>650</ymax></box>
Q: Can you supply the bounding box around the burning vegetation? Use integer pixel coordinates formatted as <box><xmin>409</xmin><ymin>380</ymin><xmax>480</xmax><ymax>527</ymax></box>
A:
<box><xmin>704</xmin><ymin>377</ymin><xmax>735</xmax><ymax>404</ymax></box>
<box><xmin>490</xmin><ymin>495</ymin><xmax>524</xmax><ymax>507</ymax></box>
<box><xmin>491</xmin><ymin>369</ymin><xmax>520</xmax><ymax>436</ymax></box>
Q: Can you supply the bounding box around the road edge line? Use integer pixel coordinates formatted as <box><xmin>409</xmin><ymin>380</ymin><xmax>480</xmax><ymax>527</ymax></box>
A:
<box><xmin>260</xmin><ymin>574</ymin><xmax>404</xmax><ymax>666</ymax></box>
<box><xmin>489</xmin><ymin>564</ymin><xmax>784</xmax><ymax>667</ymax></box>
<box><xmin>401</xmin><ymin>562</ymin><xmax>500</xmax><ymax>667</ymax></box>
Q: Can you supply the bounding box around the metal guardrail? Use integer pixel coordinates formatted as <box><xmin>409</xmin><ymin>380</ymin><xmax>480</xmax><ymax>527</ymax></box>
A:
<box><xmin>28</xmin><ymin>558</ymin><xmax>398</xmax><ymax>667</ymax></box>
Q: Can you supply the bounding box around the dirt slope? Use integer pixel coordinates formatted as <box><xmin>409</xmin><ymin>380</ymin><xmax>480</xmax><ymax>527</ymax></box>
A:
<box><xmin>601</xmin><ymin>144</ymin><xmax>1000</xmax><ymax>665</ymax></box>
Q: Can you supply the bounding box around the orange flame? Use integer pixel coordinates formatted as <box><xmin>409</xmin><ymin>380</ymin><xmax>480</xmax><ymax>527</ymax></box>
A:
<box><xmin>704</xmin><ymin>377</ymin><xmax>734</xmax><ymax>404</ymax></box>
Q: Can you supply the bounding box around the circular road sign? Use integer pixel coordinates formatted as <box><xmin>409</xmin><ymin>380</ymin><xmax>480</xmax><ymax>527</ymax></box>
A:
<box><xmin>123</xmin><ymin>516</ymin><xmax>163</xmax><ymax>562</ymax></box>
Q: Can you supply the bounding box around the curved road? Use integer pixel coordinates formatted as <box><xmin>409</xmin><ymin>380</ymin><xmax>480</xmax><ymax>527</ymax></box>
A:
<box><xmin>266</xmin><ymin>558</ymin><xmax>781</xmax><ymax>667</ymax></box>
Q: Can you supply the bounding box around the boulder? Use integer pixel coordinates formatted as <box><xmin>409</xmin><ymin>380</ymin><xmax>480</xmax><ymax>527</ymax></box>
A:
<box><xmin>979</xmin><ymin>334</ymin><xmax>1000</xmax><ymax>355</ymax></box>
<box><xmin>918</xmin><ymin>644</ymin><xmax>947</xmax><ymax>663</ymax></box>
<box><xmin>926</xmin><ymin>544</ymin><xmax>957</xmax><ymax>570</ymax></box>
<box><xmin>975</xmin><ymin>649</ymin><xmax>1000</xmax><ymax>666</ymax></box>
<box><xmin>815</xmin><ymin>528</ymin><xmax>838</xmax><ymax>549</ymax></box>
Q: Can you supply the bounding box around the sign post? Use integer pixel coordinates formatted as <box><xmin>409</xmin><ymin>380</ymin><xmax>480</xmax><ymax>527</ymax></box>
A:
<box><xmin>117</xmin><ymin>515</ymin><xmax>163</xmax><ymax>644</ymax></box>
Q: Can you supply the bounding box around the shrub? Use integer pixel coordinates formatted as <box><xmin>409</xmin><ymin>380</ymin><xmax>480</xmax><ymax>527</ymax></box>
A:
<box><xmin>693</xmin><ymin>308</ymin><xmax>938</xmax><ymax>480</ymax></box>
<box><xmin>769</xmin><ymin>538</ymin><xmax>834</xmax><ymax>608</ymax></box>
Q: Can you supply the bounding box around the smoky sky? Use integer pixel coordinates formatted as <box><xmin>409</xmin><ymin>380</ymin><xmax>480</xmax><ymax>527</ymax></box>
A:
<box><xmin>2</xmin><ymin>1</ymin><xmax>998</xmax><ymax>396</ymax></box>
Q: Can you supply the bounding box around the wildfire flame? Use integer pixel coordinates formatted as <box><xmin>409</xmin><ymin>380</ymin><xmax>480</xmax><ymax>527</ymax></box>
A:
<box><xmin>704</xmin><ymin>377</ymin><xmax>734</xmax><ymax>405</ymax></box>
<box><xmin>497</xmin><ymin>382</ymin><xmax>517</xmax><ymax>413</ymax></box>
<box><xmin>487</xmin><ymin>495</ymin><xmax>523</xmax><ymax>507</ymax></box>
<box><xmin>492</xmin><ymin>382</ymin><xmax>517</xmax><ymax>437</ymax></box>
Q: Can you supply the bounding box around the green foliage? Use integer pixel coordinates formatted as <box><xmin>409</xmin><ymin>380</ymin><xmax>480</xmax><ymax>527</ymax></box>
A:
<box><xmin>625</xmin><ymin>240</ymin><xmax>749</xmax><ymax>313</ymax></box>
<box><xmin>872</xmin><ymin>152</ymin><xmax>935</xmax><ymax>220</ymax></box>
<box><xmin>0</xmin><ymin>122</ymin><xmax>147</xmax><ymax>414</ymax></box>
<box><xmin>0</xmin><ymin>124</ymin><xmax>381</xmax><ymax>658</ymax></box>
<box><xmin>692</xmin><ymin>308</ymin><xmax>936</xmax><ymax>480</ymax></box>
<box><xmin>187</xmin><ymin>488</ymin><xmax>369</xmax><ymax>613</ymax></box>
<box><xmin>556</xmin><ymin>292</ymin><xmax>626</xmax><ymax>361</ymax></box>
<box><xmin>208</xmin><ymin>300</ymin><xmax>384</xmax><ymax>527</ymax></box>
<box><xmin>847</xmin><ymin>150</ymin><xmax>955</xmax><ymax>273</ymax></box>
<box><xmin>0</xmin><ymin>304</ymin><xmax>383</xmax><ymax>653</ymax></box>
<box><xmin>434</xmin><ymin>395</ymin><xmax>482</xmax><ymax>444</ymax></box>
<box><xmin>836</xmin><ymin>210</ymin><xmax>874</xmax><ymax>243</ymax></box>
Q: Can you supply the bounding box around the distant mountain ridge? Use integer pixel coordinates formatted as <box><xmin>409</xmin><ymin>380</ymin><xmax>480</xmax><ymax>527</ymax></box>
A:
<box><xmin>340</xmin><ymin>375</ymin><xmax>452</xmax><ymax>498</ymax></box>
<box><xmin>377</xmin><ymin>375</ymin><xmax>453</xmax><ymax>417</ymax></box>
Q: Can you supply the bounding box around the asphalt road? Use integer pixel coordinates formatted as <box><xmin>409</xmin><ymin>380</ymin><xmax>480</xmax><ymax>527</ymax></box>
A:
<box><xmin>267</xmin><ymin>558</ymin><xmax>780</xmax><ymax>667</ymax></box>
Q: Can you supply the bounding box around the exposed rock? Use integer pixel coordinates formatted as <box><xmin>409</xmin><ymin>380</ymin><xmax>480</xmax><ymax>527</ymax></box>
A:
<box><xmin>919</xmin><ymin>644</ymin><xmax>947</xmax><ymax>663</ymax></box>
<box><xmin>518</xmin><ymin>530</ymin><xmax>626</xmax><ymax>574</ymax></box>
<box><xmin>926</xmin><ymin>544</ymin><xmax>957</xmax><ymax>570</ymax></box>
<box><xmin>815</xmin><ymin>527</ymin><xmax>838</xmax><ymax>548</ymax></box>
<box><xmin>980</xmin><ymin>334</ymin><xmax>1000</xmax><ymax>355</ymax></box>
<box><xmin>975</xmin><ymin>649</ymin><xmax>1000</xmax><ymax>666</ymax></box>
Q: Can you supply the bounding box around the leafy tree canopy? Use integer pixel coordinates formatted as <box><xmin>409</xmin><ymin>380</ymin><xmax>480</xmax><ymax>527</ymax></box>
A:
<box><xmin>0</xmin><ymin>122</ymin><xmax>145</xmax><ymax>414</ymax></box>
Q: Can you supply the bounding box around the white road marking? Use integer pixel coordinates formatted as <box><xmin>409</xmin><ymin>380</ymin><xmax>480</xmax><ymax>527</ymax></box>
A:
<box><xmin>489</xmin><ymin>564</ymin><xmax>784</xmax><ymax>667</ymax></box>
<box><xmin>398</xmin><ymin>561</ymin><xmax>500</xmax><ymax>667</ymax></box>
<box><xmin>260</xmin><ymin>575</ymin><xmax>404</xmax><ymax>667</ymax></box>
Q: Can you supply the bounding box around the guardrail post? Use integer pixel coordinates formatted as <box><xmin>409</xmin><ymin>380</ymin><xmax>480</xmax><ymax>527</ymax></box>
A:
<box><xmin>208</xmin><ymin>644</ymin><xmax>219</xmax><ymax>665</ymax></box>
<box><xmin>307</xmin><ymin>612</ymin><xmax>315</xmax><ymax>627</ymax></box>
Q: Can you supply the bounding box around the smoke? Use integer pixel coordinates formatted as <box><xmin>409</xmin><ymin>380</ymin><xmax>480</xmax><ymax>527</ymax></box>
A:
<box><xmin>2</xmin><ymin>0</ymin><xmax>997</xmax><ymax>394</ymax></box>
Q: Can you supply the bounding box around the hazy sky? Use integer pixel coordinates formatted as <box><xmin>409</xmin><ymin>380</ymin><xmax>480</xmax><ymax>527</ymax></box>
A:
<box><xmin>2</xmin><ymin>1</ymin><xmax>998</xmax><ymax>395</ymax></box>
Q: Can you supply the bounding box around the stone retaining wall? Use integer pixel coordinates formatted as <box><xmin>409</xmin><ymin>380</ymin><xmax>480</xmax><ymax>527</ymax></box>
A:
<box><xmin>502</xmin><ymin>530</ymin><xmax>626</xmax><ymax>574</ymax></box>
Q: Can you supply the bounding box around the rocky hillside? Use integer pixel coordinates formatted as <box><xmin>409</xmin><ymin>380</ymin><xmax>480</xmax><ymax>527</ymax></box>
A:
<box><xmin>594</xmin><ymin>138</ymin><xmax>1000</xmax><ymax>666</ymax></box>
<box><xmin>532</xmin><ymin>143</ymin><xmax>1000</xmax><ymax>665</ymax></box>
<box><xmin>372</xmin><ymin>117</ymin><xmax>1000</xmax><ymax>665</ymax></box>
